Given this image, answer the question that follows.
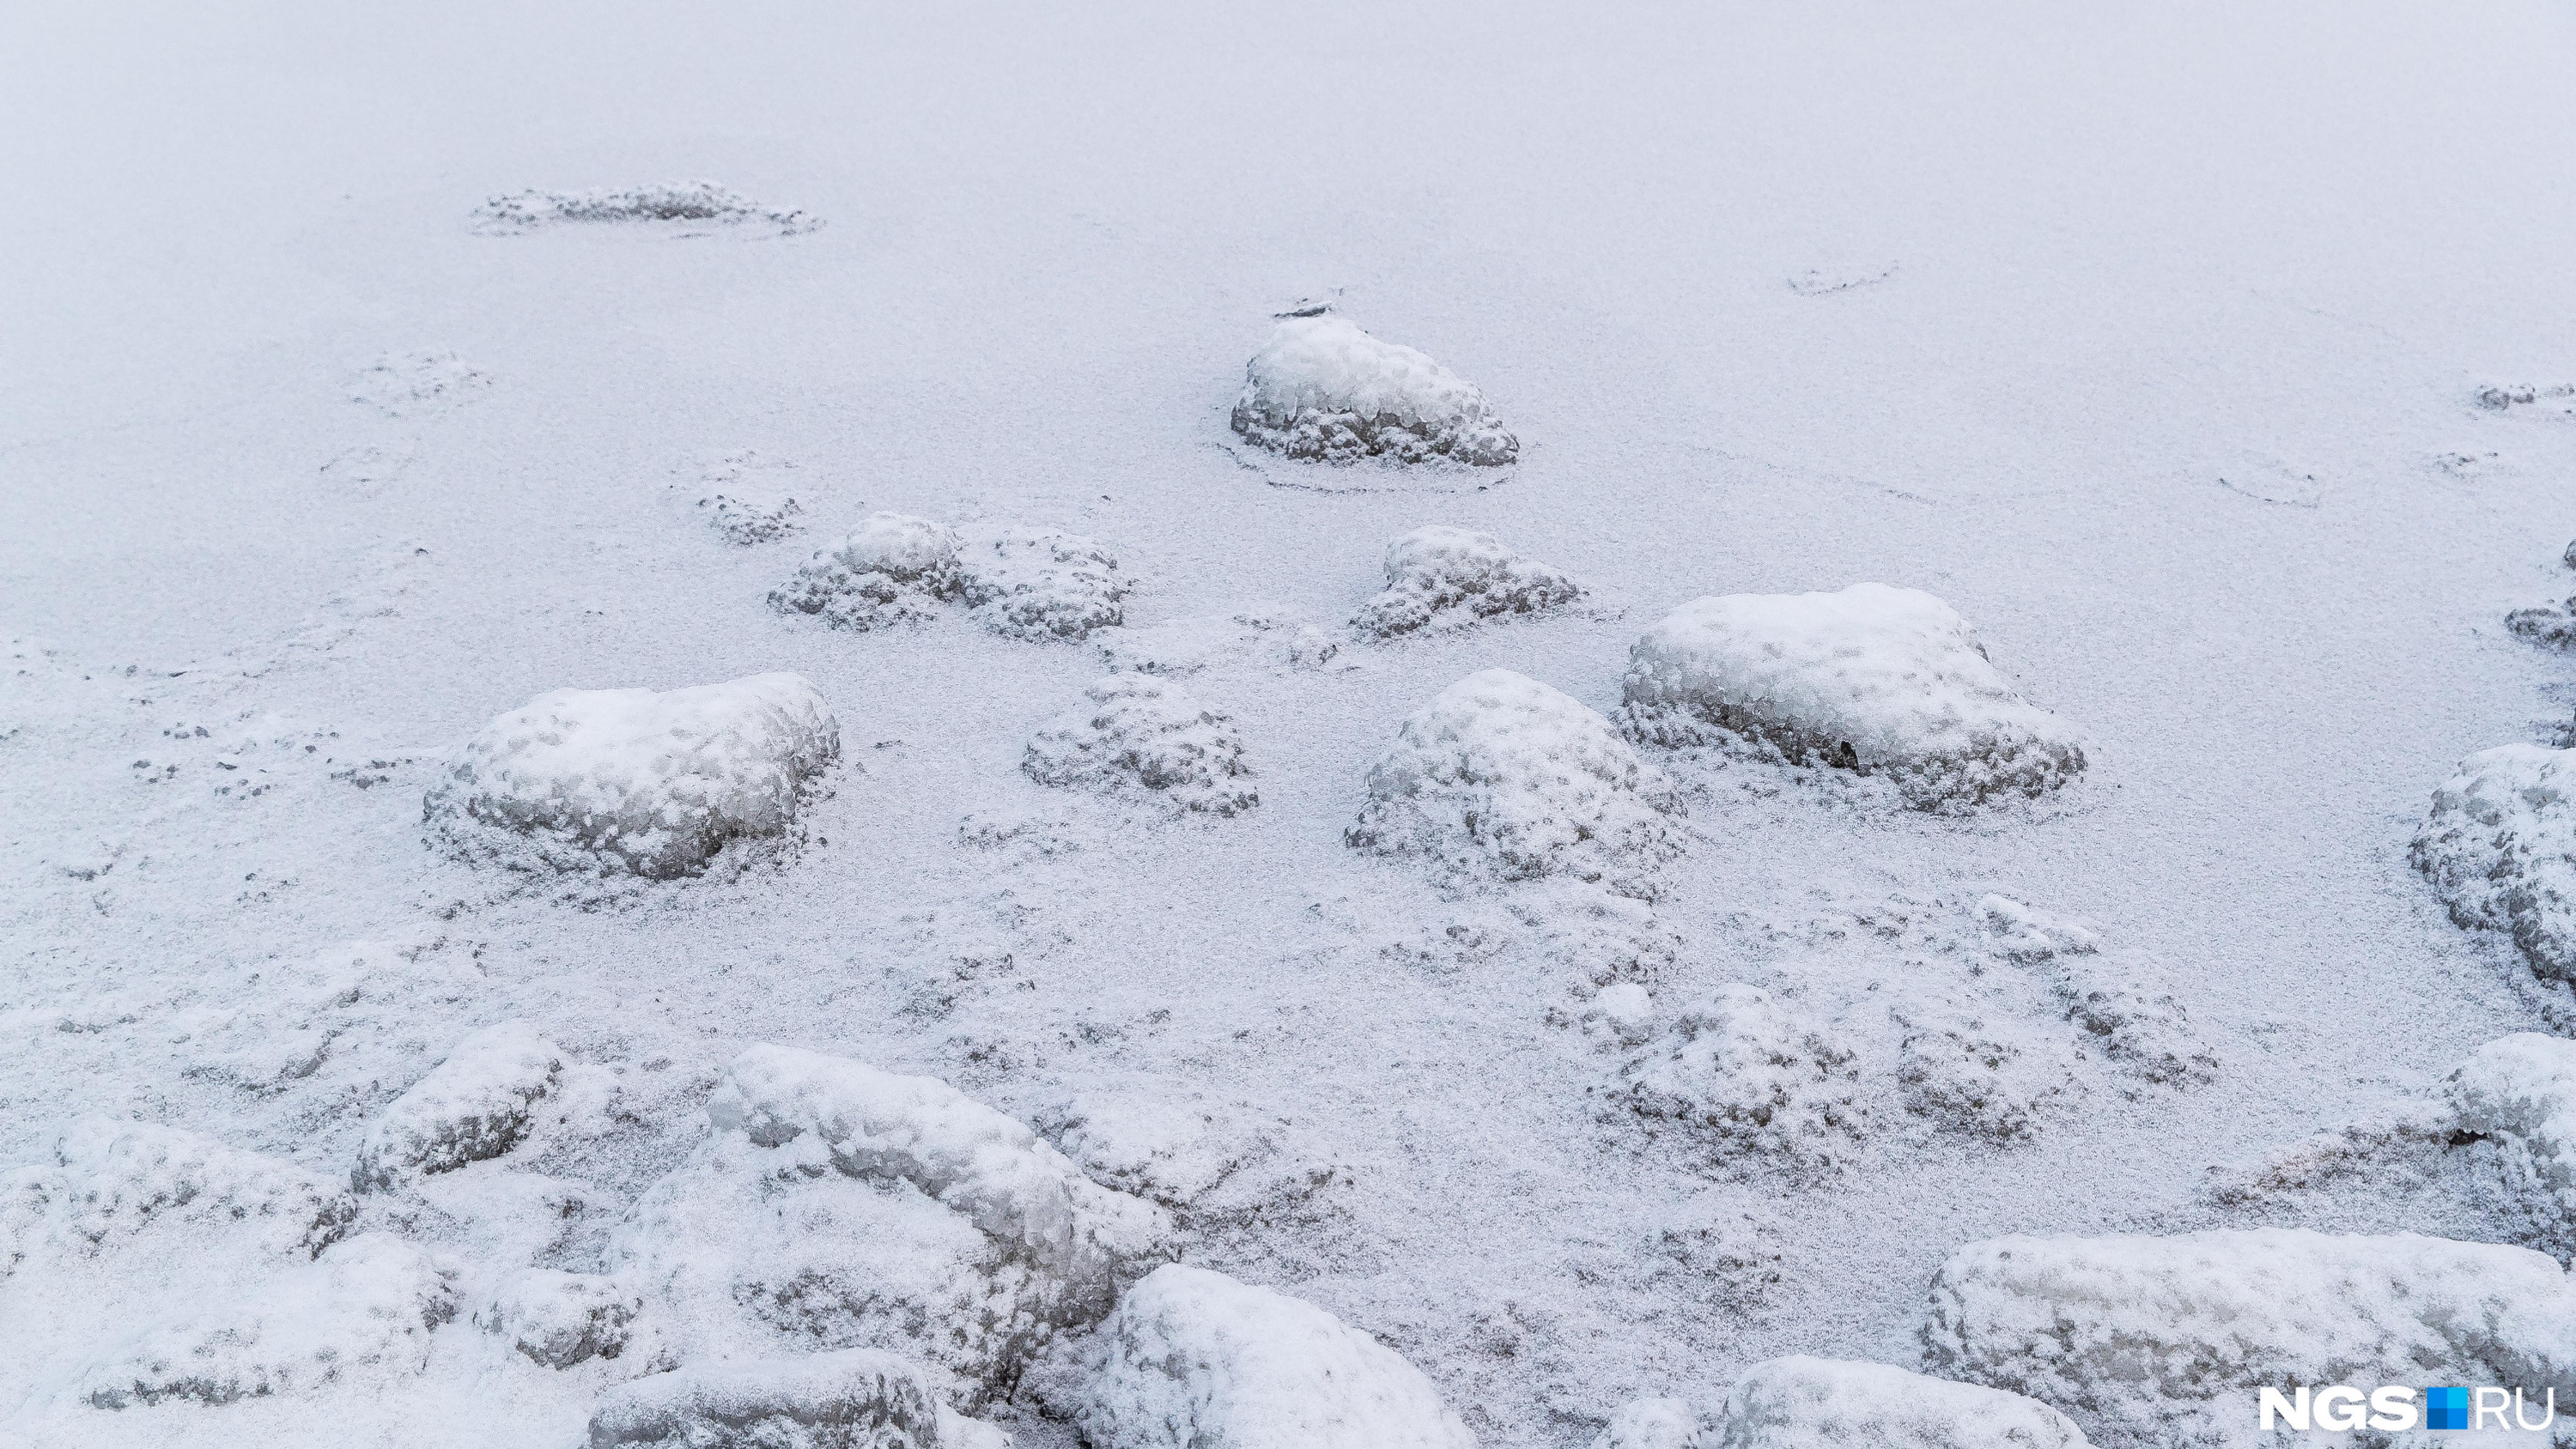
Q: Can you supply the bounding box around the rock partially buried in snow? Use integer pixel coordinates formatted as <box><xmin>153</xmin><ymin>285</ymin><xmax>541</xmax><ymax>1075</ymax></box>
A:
<box><xmin>475</xmin><ymin>1268</ymin><xmax>643</xmax><ymax>1368</ymax></box>
<box><xmin>959</xmin><ymin>528</ymin><xmax>1131</xmax><ymax>641</ymax></box>
<box><xmin>1349</xmin><ymin>669</ymin><xmax>1682</xmax><ymax>898</ymax></box>
<box><xmin>1353</xmin><ymin>526</ymin><xmax>1581</xmax><ymax>637</ymax></box>
<box><xmin>1622</xmin><ymin>585</ymin><xmax>2086</xmax><ymax>809</ymax></box>
<box><xmin>352</xmin><ymin>1021</ymin><xmax>564</xmax><ymax>1190</ymax></box>
<box><xmin>585</xmin><ymin>1349</ymin><xmax>941</xmax><ymax>1448</ymax></box>
<box><xmin>1593</xmin><ymin>1397</ymin><xmax>1704</xmax><ymax>1449</ymax></box>
<box><xmin>2446</xmin><ymin>1033</ymin><xmax>2576</xmax><ymax>1254</ymax></box>
<box><xmin>770</xmin><ymin>513</ymin><xmax>965</xmax><ymax>629</ymax></box>
<box><xmin>2506</xmin><ymin>595</ymin><xmax>2576</xmax><ymax>649</ymax></box>
<box><xmin>1716</xmin><ymin>1357</ymin><xmax>2088</xmax><ymax>1449</ymax></box>
<box><xmin>1231</xmin><ymin>315</ymin><xmax>1517</xmax><ymax>467</ymax></box>
<box><xmin>3</xmin><ymin>1119</ymin><xmax>355</xmax><ymax>1279</ymax></box>
<box><xmin>1078</xmin><ymin>1263</ymin><xmax>1478</xmax><ymax>1449</ymax></box>
<box><xmin>425</xmin><ymin>673</ymin><xmax>838</xmax><ymax>878</ymax></box>
<box><xmin>1615</xmin><ymin>985</ymin><xmax>1867</xmax><ymax>1173</ymax></box>
<box><xmin>1024</xmin><ymin>675</ymin><xmax>1256</xmax><ymax>815</ymax></box>
<box><xmin>2413</xmin><ymin>743</ymin><xmax>2576</xmax><ymax>979</ymax></box>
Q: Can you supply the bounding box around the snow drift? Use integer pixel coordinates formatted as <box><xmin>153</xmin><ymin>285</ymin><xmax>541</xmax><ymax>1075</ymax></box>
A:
<box><xmin>2415</xmin><ymin>743</ymin><xmax>2576</xmax><ymax>980</ymax></box>
<box><xmin>1716</xmin><ymin>1356</ymin><xmax>2090</xmax><ymax>1449</ymax></box>
<box><xmin>1353</xmin><ymin>526</ymin><xmax>1582</xmax><ymax>636</ymax></box>
<box><xmin>1024</xmin><ymin>675</ymin><xmax>1257</xmax><ymax>815</ymax></box>
<box><xmin>3</xmin><ymin>1119</ymin><xmax>354</xmax><ymax>1279</ymax></box>
<box><xmin>1230</xmin><ymin>315</ymin><xmax>1518</xmax><ymax>467</ymax></box>
<box><xmin>770</xmin><ymin>513</ymin><xmax>964</xmax><ymax>630</ymax></box>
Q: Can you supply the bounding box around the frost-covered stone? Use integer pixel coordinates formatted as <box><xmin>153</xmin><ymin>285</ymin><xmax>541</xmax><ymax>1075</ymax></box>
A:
<box><xmin>1615</xmin><ymin>985</ymin><xmax>1867</xmax><ymax>1173</ymax></box>
<box><xmin>81</xmin><ymin>1233</ymin><xmax>459</xmax><ymax>1407</ymax></box>
<box><xmin>1353</xmin><ymin>527</ymin><xmax>1580</xmax><ymax>636</ymax></box>
<box><xmin>958</xmin><ymin>528</ymin><xmax>1130</xmax><ymax>641</ymax></box>
<box><xmin>1977</xmin><ymin>897</ymin><xmax>2213</xmax><ymax>1086</ymax></box>
<box><xmin>477</xmin><ymin>181</ymin><xmax>818</xmax><ymax>236</ymax></box>
<box><xmin>2414</xmin><ymin>743</ymin><xmax>2576</xmax><ymax>979</ymax></box>
<box><xmin>426</xmin><ymin>673</ymin><xmax>839</xmax><ymax>878</ymax></box>
<box><xmin>1230</xmin><ymin>315</ymin><xmax>1517</xmax><ymax>467</ymax></box>
<box><xmin>1593</xmin><ymin>1397</ymin><xmax>1703</xmax><ymax>1449</ymax></box>
<box><xmin>585</xmin><ymin>1349</ymin><xmax>941</xmax><ymax>1448</ymax></box>
<box><xmin>1024</xmin><ymin>676</ymin><xmax>1255</xmax><ymax>815</ymax></box>
<box><xmin>1078</xmin><ymin>1263</ymin><xmax>1477</xmax><ymax>1449</ymax></box>
<box><xmin>1921</xmin><ymin>1229</ymin><xmax>2576</xmax><ymax>1449</ymax></box>
<box><xmin>475</xmin><ymin>1268</ymin><xmax>643</xmax><ymax>1368</ymax></box>
<box><xmin>2446</xmin><ymin>1033</ymin><xmax>2576</xmax><ymax>1254</ymax></box>
<box><xmin>1622</xmin><ymin>585</ymin><xmax>2086</xmax><ymax>809</ymax></box>
<box><xmin>353</xmin><ymin>1021</ymin><xmax>563</xmax><ymax>1190</ymax></box>
<box><xmin>2</xmin><ymin>1119</ymin><xmax>353</xmax><ymax>1278</ymax></box>
<box><xmin>695</xmin><ymin>452</ymin><xmax>807</xmax><ymax>544</ymax></box>
<box><xmin>1716</xmin><ymin>1357</ymin><xmax>2088</xmax><ymax>1449</ymax></box>
<box><xmin>770</xmin><ymin>514</ymin><xmax>964</xmax><ymax>629</ymax></box>
<box><xmin>1349</xmin><ymin>670</ymin><xmax>1683</xmax><ymax>897</ymax></box>
<box><xmin>2506</xmin><ymin>595</ymin><xmax>2576</xmax><ymax>649</ymax></box>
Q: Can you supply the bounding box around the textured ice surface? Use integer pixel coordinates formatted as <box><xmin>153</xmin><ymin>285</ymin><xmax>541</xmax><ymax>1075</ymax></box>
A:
<box><xmin>425</xmin><ymin>673</ymin><xmax>839</xmax><ymax>878</ymax></box>
<box><xmin>1078</xmin><ymin>1263</ymin><xmax>1478</xmax><ymax>1449</ymax></box>
<box><xmin>1716</xmin><ymin>1357</ymin><xmax>2088</xmax><ymax>1449</ymax></box>
<box><xmin>1614</xmin><ymin>985</ymin><xmax>1868</xmax><ymax>1173</ymax></box>
<box><xmin>771</xmin><ymin>514</ymin><xmax>965</xmax><ymax>629</ymax></box>
<box><xmin>2414</xmin><ymin>743</ymin><xmax>2576</xmax><ymax>979</ymax></box>
<box><xmin>352</xmin><ymin>1021</ymin><xmax>563</xmax><ymax>1189</ymax></box>
<box><xmin>3</xmin><ymin>1119</ymin><xmax>354</xmax><ymax>1278</ymax></box>
<box><xmin>1024</xmin><ymin>675</ymin><xmax>1256</xmax><ymax>815</ymax></box>
<box><xmin>1621</xmin><ymin>585</ymin><xmax>2086</xmax><ymax>808</ymax></box>
<box><xmin>1353</xmin><ymin>526</ymin><xmax>1581</xmax><ymax>637</ymax></box>
<box><xmin>1230</xmin><ymin>316</ymin><xmax>1517</xmax><ymax>466</ymax></box>
<box><xmin>585</xmin><ymin>1349</ymin><xmax>940</xmax><ymax>1448</ymax></box>
<box><xmin>1349</xmin><ymin>669</ymin><xmax>1682</xmax><ymax>897</ymax></box>
<box><xmin>476</xmin><ymin>181</ymin><xmax>818</xmax><ymax>235</ymax></box>
<box><xmin>957</xmin><ymin>529</ymin><xmax>1130</xmax><ymax>641</ymax></box>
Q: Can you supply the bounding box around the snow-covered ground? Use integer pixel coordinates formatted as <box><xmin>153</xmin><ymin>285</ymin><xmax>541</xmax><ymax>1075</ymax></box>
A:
<box><xmin>8</xmin><ymin>2</ymin><xmax>2576</xmax><ymax>1446</ymax></box>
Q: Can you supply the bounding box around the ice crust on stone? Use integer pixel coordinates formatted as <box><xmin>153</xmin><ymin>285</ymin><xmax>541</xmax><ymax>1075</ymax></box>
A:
<box><xmin>1024</xmin><ymin>675</ymin><xmax>1256</xmax><ymax>815</ymax></box>
<box><xmin>1349</xmin><ymin>669</ymin><xmax>1683</xmax><ymax>897</ymax></box>
<box><xmin>475</xmin><ymin>1267</ymin><xmax>645</xmax><ymax>1368</ymax></box>
<box><xmin>353</xmin><ymin>1021</ymin><xmax>564</xmax><ymax>1190</ymax></box>
<box><xmin>1230</xmin><ymin>315</ymin><xmax>1518</xmax><ymax>467</ymax></box>
<box><xmin>1353</xmin><ymin>526</ymin><xmax>1582</xmax><ymax>637</ymax></box>
<box><xmin>1920</xmin><ymin>1228</ymin><xmax>2576</xmax><ymax>1449</ymax></box>
<box><xmin>1716</xmin><ymin>1356</ymin><xmax>2089</xmax><ymax>1449</ymax></box>
<box><xmin>2413</xmin><ymin>743</ymin><xmax>2576</xmax><ymax>979</ymax></box>
<box><xmin>771</xmin><ymin>514</ymin><xmax>965</xmax><ymax>629</ymax></box>
<box><xmin>957</xmin><ymin>528</ymin><xmax>1131</xmax><ymax>641</ymax></box>
<box><xmin>425</xmin><ymin>672</ymin><xmax>839</xmax><ymax>878</ymax></box>
<box><xmin>1613</xmin><ymin>985</ymin><xmax>1868</xmax><ymax>1173</ymax></box>
<box><xmin>1077</xmin><ymin>1263</ymin><xmax>1478</xmax><ymax>1449</ymax></box>
<box><xmin>1593</xmin><ymin>1397</ymin><xmax>1704</xmax><ymax>1449</ymax></box>
<box><xmin>1621</xmin><ymin>584</ymin><xmax>2086</xmax><ymax>809</ymax></box>
<box><xmin>3</xmin><ymin>1118</ymin><xmax>354</xmax><ymax>1278</ymax></box>
<box><xmin>476</xmin><ymin>181</ymin><xmax>819</xmax><ymax>235</ymax></box>
<box><xmin>585</xmin><ymin>1348</ymin><xmax>941</xmax><ymax>1448</ymax></box>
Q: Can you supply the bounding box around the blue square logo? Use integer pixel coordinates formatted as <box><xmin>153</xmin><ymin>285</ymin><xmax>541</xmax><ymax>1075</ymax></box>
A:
<box><xmin>2426</xmin><ymin>1386</ymin><xmax>2470</xmax><ymax>1430</ymax></box>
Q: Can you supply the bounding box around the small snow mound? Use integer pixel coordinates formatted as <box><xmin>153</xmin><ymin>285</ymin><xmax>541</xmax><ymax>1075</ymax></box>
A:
<box><xmin>4</xmin><ymin>1119</ymin><xmax>354</xmax><ymax>1277</ymax></box>
<box><xmin>350</xmin><ymin>349</ymin><xmax>489</xmax><ymax>417</ymax></box>
<box><xmin>1078</xmin><ymin>1263</ymin><xmax>1478</xmax><ymax>1449</ymax></box>
<box><xmin>2412</xmin><ymin>743</ymin><xmax>2576</xmax><ymax>979</ymax></box>
<box><xmin>1593</xmin><ymin>1397</ymin><xmax>1703</xmax><ymax>1449</ymax></box>
<box><xmin>1716</xmin><ymin>1357</ymin><xmax>2088</xmax><ymax>1449</ymax></box>
<box><xmin>2506</xmin><ymin>594</ymin><xmax>2576</xmax><ymax>649</ymax></box>
<box><xmin>353</xmin><ymin>1022</ymin><xmax>564</xmax><ymax>1190</ymax></box>
<box><xmin>1614</xmin><ymin>985</ymin><xmax>1868</xmax><ymax>1173</ymax></box>
<box><xmin>1894</xmin><ymin>1012</ymin><xmax>2056</xmax><ymax>1144</ymax></box>
<box><xmin>1581</xmin><ymin>983</ymin><xmax>1658</xmax><ymax>1046</ymax></box>
<box><xmin>476</xmin><ymin>181</ymin><xmax>819</xmax><ymax>236</ymax></box>
<box><xmin>585</xmin><ymin>1349</ymin><xmax>941</xmax><ymax>1448</ymax></box>
<box><xmin>425</xmin><ymin>672</ymin><xmax>839</xmax><ymax>878</ymax></box>
<box><xmin>771</xmin><ymin>514</ymin><xmax>965</xmax><ymax>629</ymax></box>
<box><xmin>2447</xmin><ymin>1033</ymin><xmax>2576</xmax><ymax>1254</ymax></box>
<box><xmin>1622</xmin><ymin>585</ymin><xmax>2086</xmax><ymax>809</ymax></box>
<box><xmin>1976</xmin><ymin>895</ymin><xmax>2101</xmax><ymax>962</ymax></box>
<box><xmin>1024</xmin><ymin>676</ymin><xmax>1256</xmax><ymax>815</ymax></box>
<box><xmin>475</xmin><ymin>1268</ymin><xmax>644</xmax><ymax>1367</ymax></box>
<box><xmin>1353</xmin><ymin>526</ymin><xmax>1581</xmax><ymax>637</ymax></box>
<box><xmin>694</xmin><ymin>452</ymin><xmax>808</xmax><ymax>544</ymax></box>
<box><xmin>1921</xmin><ymin>1228</ymin><xmax>2576</xmax><ymax>1449</ymax></box>
<box><xmin>958</xmin><ymin>529</ymin><xmax>1132</xmax><ymax>641</ymax></box>
<box><xmin>1230</xmin><ymin>316</ymin><xmax>1517</xmax><ymax>467</ymax></box>
<box><xmin>1349</xmin><ymin>669</ymin><xmax>1683</xmax><ymax>897</ymax></box>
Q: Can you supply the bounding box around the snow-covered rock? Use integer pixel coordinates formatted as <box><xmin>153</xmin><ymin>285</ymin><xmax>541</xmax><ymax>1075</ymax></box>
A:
<box><xmin>2416</xmin><ymin>743</ymin><xmax>2576</xmax><ymax>981</ymax></box>
<box><xmin>1230</xmin><ymin>315</ymin><xmax>1518</xmax><ymax>467</ymax></box>
<box><xmin>1593</xmin><ymin>1397</ymin><xmax>1703</xmax><ymax>1449</ymax></box>
<box><xmin>80</xmin><ymin>1233</ymin><xmax>459</xmax><ymax>1407</ymax></box>
<box><xmin>1024</xmin><ymin>676</ymin><xmax>1255</xmax><ymax>815</ymax></box>
<box><xmin>2446</xmin><ymin>1032</ymin><xmax>2576</xmax><ymax>1254</ymax></box>
<box><xmin>1077</xmin><ymin>1263</ymin><xmax>1478</xmax><ymax>1449</ymax></box>
<box><xmin>3</xmin><ymin>1119</ymin><xmax>354</xmax><ymax>1278</ymax></box>
<box><xmin>425</xmin><ymin>673</ymin><xmax>839</xmax><ymax>878</ymax></box>
<box><xmin>1920</xmin><ymin>1228</ymin><xmax>2576</xmax><ymax>1449</ymax></box>
<box><xmin>1716</xmin><ymin>1356</ymin><xmax>2088</xmax><ymax>1449</ymax></box>
<box><xmin>769</xmin><ymin>513</ymin><xmax>964</xmax><ymax>629</ymax></box>
<box><xmin>1977</xmin><ymin>897</ymin><xmax>2214</xmax><ymax>1086</ymax></box>
<box><xmin>474</xmin><ymin>1268</ymin><xmax>643</xmax><ymax>1368</ymax></box>
<box><xmin>1353</xmin><ymin>526</ymin><xmax>1581</xmax><ymax>636</ymax></box>
<box><xmin>476</xmin><ymin>181</ymin><xmax>817</xmax><ymax>236</ymax></box>
<box><xmin>1621</xmin><ymin>585</ymin><xmax>2087</xmax><ymax>809</ymax></box>
<box><xmin>693</xmin><ymin>452</ymin><xmax>807</xmax><ymax>544</ymax></box>
<box><xmin>585</xmin><ymin>1349</ymin><xmax>941</xmax><ymax>1448</ymax></box>
<box><xmin>2506</xmin><ymin>594</ymin><xmax>2576</xmax><ymax>649</ymax></box>
<box><xmin>1580</xmin><ymin>982</ymin><xmax>1658</xmax><ymax>1047</ymax></box>
<box><xmin>1349</xmin><ymin>669</ymin><xmax>1683</xmax><ymax>897</ymax></box>
<box><xmin>1613</xmin><ymin>985</ymin><xmax>1867</xmax><ymax>1173</ymax></box>
<box><xmin>353</xmin><ymin>1021</ymin><xmax>564</xmax><ymax>1190</ymax></box>
<box><xmin>958</xmin><ymin>528</ymin><xmax>1131</xmax><ymax>641</ymax></box>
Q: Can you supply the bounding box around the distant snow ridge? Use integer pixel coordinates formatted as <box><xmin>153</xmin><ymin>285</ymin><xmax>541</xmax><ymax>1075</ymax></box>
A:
<box><xmin>475</xmin><ymin>181</ymin><xmax>818</xmax><ymax>236</ymax></box>
<box><xmin>1077</xmin><ymin>1263</ymin><xmax>1479</xmax><ymax>1449</ymax></box>
<box><xmin>586</xmin><ymin>1349</ymin><xmax>941</xmax><ymax>1449</ymax></box>
<box><xmin>1921</xmin><ymin>1228</ymin><xmax>2576</xmax><ymax>1449</ymax></box>
<box><xmin>2413</xmin><ymin>743</ymin><xmax>2576</xmax><ymax>979</ymax></box>
<box><xmin>1353</xmin><ymin>526</ymin><xmax>1582</xmax><ymax>637</ymax></box>
<box><xmin>2</xmin><ymin>1119</ymin><xmax>354</xmax><ymax>1279</ymax></box>
<box><xmin>959</xmin><ymin>528</ymin><xmax>1132</xmax><ymax>641</ymax></box>
<box><xmin>425</xmin><ymin>672</ymin><xmax>838</xmax><ymax>878</ymax></box>
<box><xmin>1614</xmin><ymin>985</ymin><xmax>1868</xmax><ymax>1173</ymax></box>
<box><xmin>1231</xmin><ymin>315</ymin><xmax>1518</xmax><ymax>466</ymax></box>
<box><xmin>1024</xmin><ymin>676</ymin><xmax>1257</xmax><ymax>815</ymax></box>
<box><xmin>1350</xmin><ymin>670</ymin><xmax>1683</xmax><ymax>897</ymax></box>
<box><xmin>1717</xmin><ymin>1356</ymin><xmax>2090</xmax><ymax>1449</ymax></box>
<box><xmin>1622</xmin><ymin>585</ymin><xmax>2086</xmax><ymax>809</ymax></box>
<box><xmin>352</xmin><ymin>1022</ymin><xmax>565</xmax><ymax>1190</ymax></box>
<box><xmin>771</xmin><ymin>513</ymin><xmax>965</xmax><ymax>630</ymax></box>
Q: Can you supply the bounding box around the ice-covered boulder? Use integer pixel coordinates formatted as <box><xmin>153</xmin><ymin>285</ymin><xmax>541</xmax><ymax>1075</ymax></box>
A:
<box><xmin>1230</xmin><ymin>315</ymin><xmax>1517</xmax><ymax>467</ymax></box>
<box><xmin>769</xmin><ymin>513</ymin><xmax>964</xmax><ymax>629</ymax></box>
<box><xmin>474</xmin><ymin>1268</ymin><xmax>644</xmax><ymax>1368</ymax></box>
<box><xmin>1621</xmin><ymin>585</ymin><xmax>2086</xmax><ymax>809</ymax></box>
<box><xmin>1349</xmin><ymin>670</ymin><xmax>1683</xmax><ymax>897</ymax></box>
<box><xmin>2446</xmin><ymin>1033</ymin><xmax>2576</xmax><ymax>1253</ymax></box>
<box><xmin>958</xmin><ymin>528</ymin><xmax>1131</xmax><ymax>641</ymax></box>
<box><xmin>1593</xmin><ymin>1397</ymin><xmax>1704</xmax><ymax>1449</ymax></box>
<box><xmin>425</xmin><ymin>673</ymin><xmax>838</xmax><ymax>878</ymax></box>
<box><xmin>1353</xmin><ymin>526</ymin><xmax>1581</xmax><ymax>637</ymax></box>
<box><xmin>1024</xmin><ymin>676</ymin><xmax>1256</xmax><ymax>815</ymax></box>
<box><xmin>1716</xmin><ymin>1356</ymin><xmax>2088</xmax><ymax>1449</ymax></box>
<box><xmin>1077</xmin><ymin>1263</ymin><xmax>1477</xmax><ymax>1449</ymax></box>
<box><xmin>585</xmin><ymin>1349</ymin><xmax>941</xmax><ymax>1448</ymax></box>
<box><xmin>1614</xmin><ymin>985</ymin><xmax>1868</xmax><ymax>1173</ymax></box>
<box><xmin>352</xmin><ymin>1021</ymin><xmax>564</xmax><ymax>1190</ymax></box>
<box><xmin>2415</xmin><ymin>743</ymin><xmax>2576</xmax><ymax>979</ymax></box>
<box><xmin>3</xmin><ymin>1119</ymin><xmax>353</xmax><ymax>1279</ymax></box>
<box><xmin>1920</xmin><ymin>1228</ymin><xmax>2576</xmax><ymax>1449</ymax></box>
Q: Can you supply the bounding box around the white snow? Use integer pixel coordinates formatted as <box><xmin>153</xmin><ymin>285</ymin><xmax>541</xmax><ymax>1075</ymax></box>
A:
<box><xmin>352</xmin><ymin>1022</ymin><xmax>567</xmax><ymax>1190</ymax></box>
<box><xmin>2413</xmin><ymin>743</ymin><xmax>2576</xmax><ymax>980</ymax></box>
<box><xmin>584</xmin><ymin>1348</ymin><xmax>941</xmax><ymax>1448</ymax></box>
<box><xmin>423</xmin><ymin>673</ymin><xmax>840</xmax><ymax>878</ymax></box>
<box><xmin>1353</xmin><ymin>526</ymin><xmax>1582</xmax><ymax>637</ymax></box>
<box><xmin>770</xmin><ymin>513</ymin><xmax>965</xmax><ymax>629</ymax></box>
<box><xmin>3</xmin><ymin>1119</ymin><xmax>354</xmax><ymax>1277</ymax></box>
<box><xmin>1077</xmin><ymin>1263</ymin><xmax>1478</xmax><ymax>1449</ymax></box>
<box><xmin>1621</xmin><ymin>585</ymin><xmax>2086</xmax><ymax>809</ymax></box>
<box><xmin>691</xmin><ymin>452</ymin><xmax>807</xmax><ymax>545</ymax></box>
<box><xmin>1095</xmin><ymin>613</ymin><xmax>1340</xmax><ymax>676</ymax></box>
<box><xmin>1715</xmin><ymin>1357</ymin><xmax>2088</xmax><ymax>1449</ymax></box>
<box><xmin>1024</xmin><ymin>675</ymin><xmax>1257</xmax><ymax>815</ymax></box>
<box><xmin>957</xmin><ymin>528</ymin><xmax>1132</xmax><ymax>642</ymax></box>
<box><xmin>1230</xmin><ymin>315</ymin><xmax>1517</xmax><ymax>467</ymax></box>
